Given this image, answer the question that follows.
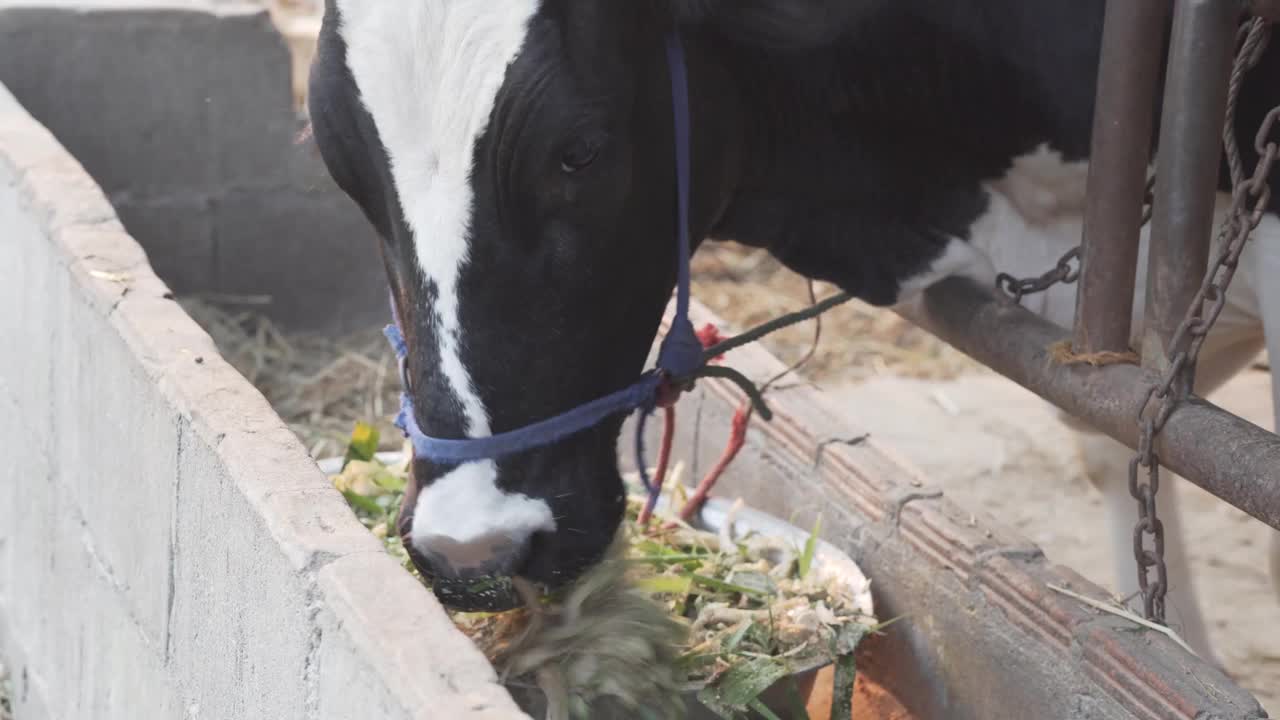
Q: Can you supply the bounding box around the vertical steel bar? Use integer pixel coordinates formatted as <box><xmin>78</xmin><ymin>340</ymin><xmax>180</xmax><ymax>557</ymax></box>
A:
<box><xmin>1143</xmin><ymin>0</ymin><xmax>1238</xmax><ymax>387</ymax></box>
<box><xmin>1073</xmin><ymin>0</ymin><xmax>1171</xmax><ymax>355</ymax></box>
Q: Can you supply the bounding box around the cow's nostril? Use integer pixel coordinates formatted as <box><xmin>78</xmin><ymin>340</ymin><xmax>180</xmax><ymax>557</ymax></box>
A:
<box><xmin>414</xmin><ymin>530</ymin><xmax>531</xmax><ymax>579</ymax></box>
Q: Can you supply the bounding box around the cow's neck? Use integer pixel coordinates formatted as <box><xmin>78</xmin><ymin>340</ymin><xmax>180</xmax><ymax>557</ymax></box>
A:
<box><xmin>702</xmin><ymin>18</ymin><xmax>1097</xmax><ymax>306</ymax></box>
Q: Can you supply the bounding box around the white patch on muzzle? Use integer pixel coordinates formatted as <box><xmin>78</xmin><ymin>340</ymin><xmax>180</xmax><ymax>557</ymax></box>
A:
<box><xmin>410</xmin><ymin>461</ymin><xmax>557</xmax><ymax>569</ymax></box>
<box><xmin>338</xmin><ymin>0</ymin><xmax>553</xmax><ymax>551</ymax></box>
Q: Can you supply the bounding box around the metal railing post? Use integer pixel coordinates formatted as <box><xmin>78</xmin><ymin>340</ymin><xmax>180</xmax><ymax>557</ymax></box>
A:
<box><xmin>1143</xmin><ymin>0</ymin><xmax>1238</xmax><ymax>387</ymax></box>
<box><xmin>1073</xmin><ymin>0</ymin><xmax>1171</xmax><ymax>355</ymax></box>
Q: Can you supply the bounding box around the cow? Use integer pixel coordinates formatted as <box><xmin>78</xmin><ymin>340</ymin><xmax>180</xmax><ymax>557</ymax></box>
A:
<box><xmin>304</xmin><ymin>0</ymin><xmax>1280</xmax><ymax>666</ymax></box>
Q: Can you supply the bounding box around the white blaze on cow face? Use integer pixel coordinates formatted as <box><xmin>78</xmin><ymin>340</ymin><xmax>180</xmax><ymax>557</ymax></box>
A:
<box><xmin>410</xmin><ymin>460</ymin><xmax>556</xmax><ymax>571</ymax></box>
<box><xmin>336</xmin><ymin>0</ymin><xmax>539</xmax><ymax>438</ymax></box>
<box><xmin>336</xmin><ymin>1</ymin><xmax>556</xmax><ymax>558</ymax></box>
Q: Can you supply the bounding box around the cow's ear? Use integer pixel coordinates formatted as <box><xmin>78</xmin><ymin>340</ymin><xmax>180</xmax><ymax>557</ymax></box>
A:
<box><xmin>665</xmin><ymin>0</ymin><xmax>878</xmax><ymax>50</ymax></box>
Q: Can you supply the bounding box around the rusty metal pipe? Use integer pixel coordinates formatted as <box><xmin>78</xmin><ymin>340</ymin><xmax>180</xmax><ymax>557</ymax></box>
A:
<box><xmin>898</xmin><ymin>278</ymin><xmax>1280</xmax><ymax>532</ymax></box>
<box><xmin>1143</xmin><ymin>0</ymin><xmax>1238</xmax><ymax>386</ymax></box>
<box><xmin>1072</xmin><ymin>0</ymin><xmax>1170</xmax><ymax>355</ymax></box>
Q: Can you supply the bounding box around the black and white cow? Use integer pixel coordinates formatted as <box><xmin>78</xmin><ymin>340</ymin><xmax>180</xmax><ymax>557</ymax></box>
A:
<box><xmin>306</xmin><ymin>0</ymin><xmax>1280</xmax><ymax>663</ymax></box>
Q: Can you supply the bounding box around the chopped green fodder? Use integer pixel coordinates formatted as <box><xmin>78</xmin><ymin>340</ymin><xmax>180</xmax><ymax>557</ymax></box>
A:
<box><xmin>177</xmin><ymin>295</ymin><xmax>886</xmax><ymax>717</ymax></box>
<box><xmin>332</xmin><ymin>425</ymin><xmax>878</xmax><ymax>720</ymax></box>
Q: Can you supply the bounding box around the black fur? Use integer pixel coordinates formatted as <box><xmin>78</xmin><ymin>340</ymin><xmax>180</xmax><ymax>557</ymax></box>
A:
<box><xmin>669</xmin><ymin>0</ymin><xmax>887</xmax><ymax>50</ymax></box>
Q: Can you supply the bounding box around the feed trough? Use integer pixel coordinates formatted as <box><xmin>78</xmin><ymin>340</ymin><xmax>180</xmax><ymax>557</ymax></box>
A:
<box><xmin>317</xmin><ymin>451</ymin><xmax>880</xmax><ymax>720</ymax></box>
<box><xmin>0</xmin><ymin>3</ymin><xmax>1268</xmax><ymax>719</ymax></box>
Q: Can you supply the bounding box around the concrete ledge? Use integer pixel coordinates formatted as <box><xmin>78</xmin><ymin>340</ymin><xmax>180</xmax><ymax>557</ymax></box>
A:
<box><xmin>0</xmin><ymin>80</ymin><xmax>527</xmax><ymax>719</ymax></box>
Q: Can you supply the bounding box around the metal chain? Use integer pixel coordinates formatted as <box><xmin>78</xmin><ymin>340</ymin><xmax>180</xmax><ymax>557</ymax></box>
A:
<box><xmin>1129</xmin><ymin>16</ymin><xmax>1279</xmax><ymax>623</ymax></box>
<box><xmin>1140</xmin><ymin>172</ymin><xmax>1157</xmax><ymax>226</ymax></box>
<box><xmin>996</xmin><ymin>174</ymin><xmax>1155</xmax><ymax>305</ymax></box>
<box><xmin>996</xmin><ymin>247</ymin><xmax>1082</xmax><ymax>304</ymax></box>
<box><xmin>987</xmin><ymin>14</ymin><xmax>1277</xmax><ymax>625</ymax></box>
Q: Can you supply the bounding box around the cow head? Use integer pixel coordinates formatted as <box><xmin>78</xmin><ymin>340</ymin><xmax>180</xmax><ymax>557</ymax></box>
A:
<box><xmin>307</xmin><ymin>0</ymin><xmax>751</xmax><ymax>603</ymax></box>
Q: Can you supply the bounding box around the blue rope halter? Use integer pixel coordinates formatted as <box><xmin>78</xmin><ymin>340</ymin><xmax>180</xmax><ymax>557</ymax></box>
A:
<box><xmin>382</xmin><ymin>34</ymin><xmax>704</xmax><ymax>492</ymax></box>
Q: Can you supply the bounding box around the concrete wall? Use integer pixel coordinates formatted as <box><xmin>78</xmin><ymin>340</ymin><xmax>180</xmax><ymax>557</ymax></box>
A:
<box><xmin>0</xmin><ymin>0</ymin><xmax>386</xmax><ymax>334</ymax></box>
<box><xmin>0</xmin><ymin>77</ymin><xmax>526</xmax><ymax>720</ymax></box>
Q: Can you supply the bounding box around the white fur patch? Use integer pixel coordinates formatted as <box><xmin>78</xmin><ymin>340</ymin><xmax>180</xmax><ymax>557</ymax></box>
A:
<box><xmin>336</xmin><ymin>0</ymin><xmax>540</xmax><ymax>440</ymax></box>
<box><xmin>410</xmin><ymin>461</ymin><xmax>557</xmax><ymax>567</ymax></box>
<box><xmin>989</xmin><ymin>142</ymin><xmax>1091</xmax><ymax>225</ymax></box>
<box><xmin>961</xmin><ymin>144</ymin><xmax>1094</xmax><ymax>324</ymax></box>
<box><xmin>338</xmin><ymin>2</ymin><xmax>551</xmax><ymax>554</ymax></box>
<box><xmin>892</xmin><ymin>143</ymin><xmax>1091</xmax><ymax>305</ymax></box>
<box><xmin>895</xmin><ymin>238</ymin><xmax>997</xmax><ymax>303</ymax></box>
<box><xmin>968</xmin><ymin>145</ymin><xmax>1262</xmax><ymax>342</ymax></box>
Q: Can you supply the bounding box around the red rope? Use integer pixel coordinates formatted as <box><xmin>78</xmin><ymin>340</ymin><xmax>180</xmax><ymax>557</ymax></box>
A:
<box><xmin>697</xmin><ymin>323</ymin><xmax>728</xmax><ymax>361</ymax></box>
<box><xmin>677</xmin><ymin>400</ymin><xmax>750</xmax><ymax>522</ymax></box>
<box><xmin>637</xmin><ymin>322</ymin><xmax>751</xmax><ymax>527</ymax></box>
<box><xmin>639</xmin><ymin>284</ymin><xmax>824</xmax><ymax>527</ymax></box>
<box><xmin>636</xmin><ymin>405</ymin><xmax>676</xmax><ymax>526</ymax></box>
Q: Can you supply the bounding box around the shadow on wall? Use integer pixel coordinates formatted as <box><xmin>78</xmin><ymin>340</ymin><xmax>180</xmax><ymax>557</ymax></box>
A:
<box><xmin>0</xmin><ymin>2</ymin><xmax>384</xmax><ymax>334</ymax></box>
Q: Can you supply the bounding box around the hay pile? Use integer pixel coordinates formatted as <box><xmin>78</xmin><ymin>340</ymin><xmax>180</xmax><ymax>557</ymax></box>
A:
<box><xmin>179</xmin><ymin>296</ymin><xmax>404</xmax><ymax>460</ymax></box>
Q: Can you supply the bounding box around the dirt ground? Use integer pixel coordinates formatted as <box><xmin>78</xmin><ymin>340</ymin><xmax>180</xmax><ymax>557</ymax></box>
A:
<box><xmin>692</xmin><ymin>243</ymin><xmax>1280</xmax><ymax>713</ymax></box>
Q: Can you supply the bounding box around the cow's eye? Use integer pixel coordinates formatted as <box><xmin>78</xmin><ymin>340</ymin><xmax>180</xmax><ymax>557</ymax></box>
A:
<box><xmin>560</xmin><ymin>135</ymin><xmax>603</xmax><ymax>173</ymax></box>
